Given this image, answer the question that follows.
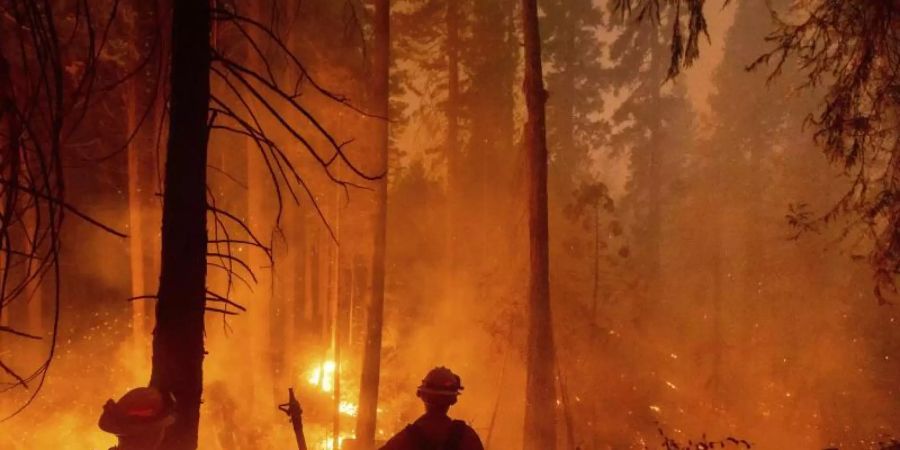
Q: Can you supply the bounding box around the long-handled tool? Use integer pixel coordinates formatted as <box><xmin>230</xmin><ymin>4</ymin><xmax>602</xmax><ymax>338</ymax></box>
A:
<box><xmin>278</xmin><ymin>388</ymin><xmax>308</xmax><ymax>450</ymax></box>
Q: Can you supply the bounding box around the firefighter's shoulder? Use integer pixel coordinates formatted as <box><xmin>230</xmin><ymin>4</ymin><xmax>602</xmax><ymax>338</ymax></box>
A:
<box><xmin>452</xmin><ymin>420</ymin><xmax>484</xmax><ymax>450</ymax></box>
<box><xmin>377</xmin><ymin>424</ymin><xmax>416</xmax><ymax>450</ymax></box>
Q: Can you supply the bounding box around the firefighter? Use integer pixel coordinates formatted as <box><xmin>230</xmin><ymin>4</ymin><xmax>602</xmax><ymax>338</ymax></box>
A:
<box><xmin>98</xmin><ymin>387</ymin><xmax>175</xmax><ymax>450</ymax></box>
<box><xmin>380</xmin><ymin>366</ymin><xmax>484</xmax><ymax>450</ymax></box>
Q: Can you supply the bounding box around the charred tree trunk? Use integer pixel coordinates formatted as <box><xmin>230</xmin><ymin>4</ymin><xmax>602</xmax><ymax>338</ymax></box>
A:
<box><xmin>149</xmin><ymin>1</ymin><xmax>210</xmax><ymax>448</ymax></box>
<box><xmin>357</xmin><ymin>0</ymin><xmax>390</xmax><ymax>447</ymax></box>
<box><xmin>521</xmin><ymin>1</ymin><xmax>557</xmax><ymax>450</ymax></box>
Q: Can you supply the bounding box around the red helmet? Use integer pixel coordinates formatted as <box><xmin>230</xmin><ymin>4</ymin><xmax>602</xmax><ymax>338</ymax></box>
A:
<box><xmin>417</xmin><ymin>367</ymin><xmax>463</xmax><ymax>396</ymax></box>
<box><xmin>99</xmin><ymin>387</ymin><xmax>175</xmax><ymax>437</ymax></box>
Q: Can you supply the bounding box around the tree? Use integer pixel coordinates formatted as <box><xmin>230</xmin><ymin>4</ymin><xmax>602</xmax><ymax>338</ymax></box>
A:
<box><xmin>148</xmin><ymin>1</ymin><xmax>377</xmax><ymax>446</ymax></box>
<box><xmin>542</xmin><ymin>0</ymin><xmax>606</xmax><ymax>196</ymax></box>
<box><xmin>0</xmin><ymin>0</ymin><xmax>123</xmax><ymax>418</ymax></box>
<box><xmin>749</xmin><ymin>1</ymin><xmax>900</xmax><ymax>300</ymax></box>
<box><xmin>609</xmin><ymin>12</ymin><xmax>685</xmax><ymax>307</ymax></box>
<box><xmin>699</xmin><ymin>0</ymin><xmax>801</xmax><ymax>401</ymax></box>
<box><xmin>521</xmin><ymin>1</ymin><xmax>557</xmax><ymax>449</ymax></box>
<box><xmin>621</xmin><ymin>0</ymin><xmax>900</xmax><ymax>300</ymax></box>
<box><xmin>358</xmin><ymin>0</ymin><xmax>390</xmax><ymax>447</ymax></box>
<box><xmin>563</xmin><ymin>183</ymin><xmax>618</xmax><ymax>322</ymax></box>
<box><xmin>445</xmin><ymin>0</ymin><xmax>462</xmax><ymax>303</ymax></box>
<box><xmin>124</xmin><ymin>0</ymin><xmax>165</xmax><ymax>363</ymax></box>
<box><xmin>148</xmin><ymin>1</ymin><xmax>210</xmax><ymax>447</ymax></box>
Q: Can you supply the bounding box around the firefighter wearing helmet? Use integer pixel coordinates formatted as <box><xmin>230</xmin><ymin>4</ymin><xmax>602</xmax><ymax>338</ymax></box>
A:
<box><xmin>380</xmin><ymin>367</ymin><xmax>484</xmax><ymax>450</ymax></box>
<box><xmin>98</xmin><ymin>387</ymin><xmax>175</xmax><ymax>450</ymax></box>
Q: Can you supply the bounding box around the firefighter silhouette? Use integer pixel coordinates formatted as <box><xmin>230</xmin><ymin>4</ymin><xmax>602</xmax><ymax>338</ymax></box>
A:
<box><xmin>380</xmin><ymin>367</ymin><xmax>484</xmax><ymax>450</ymax></box>
<box><xmin>98</xmin><ymin>387</ymin><xmax>175</xmax><ymax>450</ymax></box>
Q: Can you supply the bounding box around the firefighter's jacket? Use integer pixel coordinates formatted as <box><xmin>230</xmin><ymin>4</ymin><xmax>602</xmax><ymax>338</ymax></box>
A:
<box><xmin>380</xmin><ymin>413</ymin><xmax>484</xmax><ymax>450</ymax></box>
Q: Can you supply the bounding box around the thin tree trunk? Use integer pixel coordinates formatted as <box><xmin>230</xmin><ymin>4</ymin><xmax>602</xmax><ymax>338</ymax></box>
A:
<box><xmin>644</xmin><ymin>37</ymin><xmax>665</xmax><ymax>305</ymax></box>
<box><xmin>521</xmin><ymin>1</ymin><xmax>557</xmax><ymax>450</ymax></box>
<box><xmin>290</xmin><ymin>206</ymin><xmax>307</xmax><ymax>372</ymax></box>
<box><xmin>311</xmin><ymin>233</ymin><xmax>322</xmax><ymax>339</ymax></box>
<box><xmin>244</xmin><ymin>0</ymin><xmax>275</xmax><ymax>410</ymax></box>
<box><xmin>444</xmin><ymin>0</ymin><xmax>460</xmax><ymax>304</ymax></box>
<box><xmin>276</xmin><ymin>203</ymin><xmax>297</xmax><ymax>398</ymax></box>
<box><xmin>708</xmin><ymin>165</ymin><xmax>724</xmax><ymax>403</ymax></box>
<box><xmin>591</xmin><ymin>204</ymin><xmax>600</xmax><ymax>321</ymax></box>
<box><xmin>357</xmin><ymin>0</ymin><xmax>390</xmax><ymax>447</ymax></box>
<box><xmin>149</xmin><ymin>1</ymin><xmax>210</xmax><ymax>448</ymax></box>
<box><xmin>446</xmin><ymin>2</ymin><xmax>459</xmax><ymax>159</ymax></box>
<box><xmin>646</xmin><ymin>91</ymin><xmax>663</xmax><ymax>306</ymax></box>
<box><xmin>332</xmin><ymin>186</ymin><xmax>343</xmax><ymax>450</ymax></box>
<box><xmin>126</xmin><ymin>55</ymin><xmax>148</xmax><ymax>356</ymax></box>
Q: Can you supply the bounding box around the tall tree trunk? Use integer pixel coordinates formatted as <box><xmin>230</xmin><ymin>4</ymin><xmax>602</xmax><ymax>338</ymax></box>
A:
<box><xmin>521</xmin><ymin>1</ymin><xmax>557</xmax><ymax>450</ymax></box>
<box><xmin>643</xmin><ymin>37</ymin><xmax>665</xmax><ymax>307</ymax></box>
<box><xmin>332</xmin><ymin>187</ymin><xmax>343</xmax><ymax>450</ymax></box>
<box><xmin>645</xmin><ymin>120</ymin><xmax>663</xmax><ymax>307</ymax></box>
<box><xmin>591</xmin><ymin>204</ymin><xmax>600</xmax><ymax>321</ymax></box>
<box><xmin>547</xmin><ymin>4</ymin><xmax>577</xmax><ymax>194</ymax></box>
<box><xmin>290</xmin><ymin>206</ymin><xmax>307</xmax><ymax>373</ymax></box>
<box><xmin>357</xmin><ymin>0</ymin><xmax>389</xmax><ymax>447</ymax></box>
<box><xmin>742</xmin><ymin>143</ymin><xmax>763</xmax><ymax>313</ymax></box>
<box><xmin>244</xmin><ymin>0</ymin><xmax>275</xmax><ymax>411</ymax></box>
<box><xmin>275</xmin><ymin>202</ymin><xmax>297</xmax><ymax>399</ymax></box>
<box><xmin>126</xmin><ymin>55</ymin><xmax>148</xmax><ymax>357</ymax></box>
<box><xmin>708</xmin><ymin>165</ymin><xmax>725</xmax><ymax>403</ymax></box>
<box><xmin>311</xmin><ymin>235</ymin><xmax>322</xmax><ymax>339</ymax></box>
<box><xmin>444</xmin><ymin>0</ymin><xmax>460</xmax><ymax>305</ymax></box>
<box><xmin>149</xmin><ymin>1</ymin><xmax>210</xmax><ymax>448</ymax></box>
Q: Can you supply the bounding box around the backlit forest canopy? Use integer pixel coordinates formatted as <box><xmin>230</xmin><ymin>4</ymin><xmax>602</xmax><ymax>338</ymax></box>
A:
<box><xmin>0</xmin><ymin>0</ymin><xmax>898</xmax><ymax>449</ymax></box>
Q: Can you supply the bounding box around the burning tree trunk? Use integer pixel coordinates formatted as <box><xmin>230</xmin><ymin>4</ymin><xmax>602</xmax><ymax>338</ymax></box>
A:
<box><xmin>149</xmin><ymin>0</ymin><xmax>210</xmax><ymax>448</ymax></box>
<box><xmin>521</xmin><ymin>1</ymin><xmax>558</xmax><ymax>450</ymax></box>
<box><xmin>357</xmin><ymin>0</ymin><xmax>390</xmax><ymax>447</ymax></box>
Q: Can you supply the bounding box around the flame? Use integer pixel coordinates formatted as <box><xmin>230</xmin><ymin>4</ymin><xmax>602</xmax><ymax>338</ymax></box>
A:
<box><xmin>339</xmin><ymin>400</ymin><xmax>358</xmax><ymax>417</ymax></box>
<box><xmin>307</xmin><ymin>360</ymin><xmax>337</xmax><ymax>392</ymax></box>
<box><xmin>316</xmin><ymin>434</ymin><xmax>356</xmax><ymax>450</ymax></box>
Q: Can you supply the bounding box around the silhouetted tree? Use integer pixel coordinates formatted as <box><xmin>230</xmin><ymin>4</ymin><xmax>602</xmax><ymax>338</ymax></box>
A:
<box><xmin>0</xmin><ymin>0</ymin><xmax>124</xmax><ymax>418</ymax></box>
<box><xmin>358</xmin><ymin>0</ymin><xmax>390</xmax><ymax>446</ymax></box>
<box><xmin>522</xmin><ymin>1</ymin><xmax>557</xmax><ymax>449</ymax></box>
<box><xmin>148</xmin><ymin>0</ymin><xmax>377</xmax><ymax>446</ymax></box>
<box><xmin>749</xmin><ymin>1</ymin><xmax>900</xmax><ymax>300</ymax></box>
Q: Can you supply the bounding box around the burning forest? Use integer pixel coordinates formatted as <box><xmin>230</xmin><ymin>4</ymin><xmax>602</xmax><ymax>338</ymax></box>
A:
<box><xmin>1</xmin><ymin>0</ymin><xmax>899</xmax><ymax>449</ymax></box>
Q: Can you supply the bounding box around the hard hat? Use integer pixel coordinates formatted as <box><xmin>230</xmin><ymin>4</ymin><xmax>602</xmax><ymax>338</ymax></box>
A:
<box><xmin>416</xmin><ymin>366</ymin><xmax>463</xmax><ymax>396</ymax></box>
<box><xmin>99</xmin><ymin>387</ymin><xmax>176</xmax><ymax>436</ymax></box>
